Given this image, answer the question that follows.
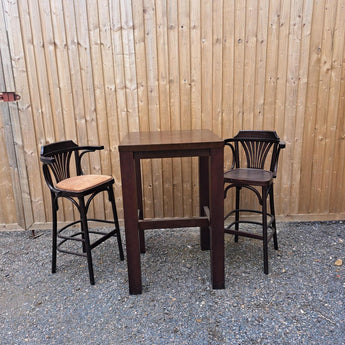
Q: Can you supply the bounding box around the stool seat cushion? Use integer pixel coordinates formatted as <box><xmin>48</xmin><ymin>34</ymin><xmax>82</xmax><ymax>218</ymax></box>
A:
<box><xmin>56</xmin><ymin>175</ymin><xmax>113</xmax><ymax>192</ymax></box>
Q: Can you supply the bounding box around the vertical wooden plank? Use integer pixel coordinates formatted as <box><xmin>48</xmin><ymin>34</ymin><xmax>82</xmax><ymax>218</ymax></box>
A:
<box><xmin>320</xmin><ymin>0</ymin><xmax>344</xmax><ymax>212</ymax></box>
<box><xmin>68</xmin><ymin>0</ymin><xmax>95</xmax><ymax>220</ymax></box>
<box><xmin>131</xmin><ymin>0</ymin><xmax>154</xmax><ymax>218</ymax></box>
<box><xmin>299</xmin><ymin>0</ymin><xmax>325</xmax><ymax>213</ymax></box>
<box><xmin>110</xmin><ymin>0</ymin><xmax>128</xmax><ymax>139</ymax></box>
<box><xmin>310</xmin><ymin>0</ymin><xmax>337</xmax><ymax>213</ymax></box>
<box><xmin>16</xmin><ymin>0</ymin><xmax>47</xmax><ymax>223</ymax></box>
<box><xmin>4</xmin><ymin>0</ymin><xmax>42</xmax><ymax>228</ymax></box>
<box><xmin>49</xmin><ymin>0</ymin><xmax>77</xmax><ymax>142</ymax></box>
<box><xmin>0</xmin><ymin>104</ymin><xmax>17</xmax><ymax>225</ymax></box>
<box><xmin>120</xmin><ymin>0</ymin><xmax>140</xmax><ymax>132</ymax></box>
<box><xmin>212</xmin><ymin>0</ymin><xmax>223</xmax><ymax>136</ymax></box>
<box><xmin>0</xmin><ymin>1</ymin><xmax>25</xmax><ymax>228</ymax></box>
<box><xmin>73</xmin><ymin>0</ymin><xmax>98</xmax><ymax>168</ymax></box>
<box><xmin>280</xmin><ymin>0</ymin><xmax>304</xmax><ymax>215</ymax></box>
<box><xmin>274</xmin><ymin>0</ymin><xmax>291</xmax><ymax>213</ymax></box>
<box><xmin>263</xmin><ymin>0</ymin><xmax>280</xmax><ymax>127</ymax></box>
<box><xmin>110</xmin><ymin>0</ymin><xmax>130</xmax><ymax>218</ymax></box>
<box><xmin>167</xmin><ymin>0</ymin><xmax>183</xmax><ymax>216</ymax></box>
<box><xmin>330</xmin><ymin>0</ymin><xmax>345</xmax><ymax>212</ymax></box>
<box><xmin>179</xmin><ymin>0</ymin><xmax>192</xmax><ymax>216</ymax></box>
<box><xmin>0</xmin><ymin>70</ymin><xmax>16</xmax><ymax>226</ymax></box>
<box><xmin>222</xmin><ymin>0</ymin><xmax>235</xmax><ymax>216</ymax></box>
<box><xmin>98</xmin><ymin>0</ymin><xmax>122</xmax><ymax>219</ymax></box>
<box><xmin>156</xmin><ymin>0</ymin><xmax>173</xmax><ymax>217</ymax></box>
<box><xmin>254</xmin><ymin>0</ymin><xmax>269</xmax><ymax>129</ymax></box>
<box><xmin>63</xmin><ymin>0</ymin><xmax>100</xmax><ymax>219</ymax></box>
<box><xmin>178</xmin><ymin>0</ymin><xmax>191</xmax><ymax>131</ymax></box>
<box><xmin>27</xmin><ymin>0</ymin><xmax>55</xmax><ymax>144</ymax></box>
<box><xmin>289</xmin><ymin>0</ymin><xmax>313</xmax><ymax>215</ymax></box>
<box><xmin>332</xmin><ymin>44</ymin><xmax>345</xmax><ymax>212</ymax></box>
<box><xmin>201</xmin><ymin>0</ymin><xmax>212</xmax><ymax>130</ymax></box>
<box><xmin>50</xmin><ymin>0</ymin><xmax>78</xmax><ymax>221</ymax></box>
<box><xmin>38</xmin><ymin>0</ymin><xmax>65</xmax><ymax>141</ymax></box>
<box><xmin>16</xmin><ymin>0</ymin><xmax>45</xmax><ymax>144</ymax></box>
<box><xmin>28</xmin><ymin>0</ymin><xmax>58</xmax><ymax>222</ymax></box>
<box><xmin>190</xmin><ymin>0</ymin><xmax>201</xmax><ymax>130</ymax></box>
<box><xmin>243</xmin><ymin>0</ymin><xmax>257</xmax><ymax>130</ymax></box>
<box><xmin>244</xmin><ymin>0</ymin><xmax>258</xmax><ymax>210</ymax></box>
<box><xmin>37</xmin><ymin>0</ymin><xmax>68</xmax><ymax>225</ymax></box>
<box><xmin>222</xmin><ymin>0</ymin><xmax>235</xmax><ymax>139</ymax></box>
<box><xmin>74</xmin><ymin>0</ymin><xmax>99</xmax><ymax>151</ymax></box>
<box><xmin>60</xmin><ymin>0</ymin><xmax>87</xmax><ymax>145</ymax></box>
<box><xmin>190</xmin><ymin>0</ymin><xmax>201</xmax><ymax>215</ymax></box>
<box><xmin>117</xmin><ymin>0</ymin><xmax>140</xmax><ymax>217</ymax></box>
<box><xmin>167</xmin><ymin>0</ymin><xmax>181</xmax><ymax>131</ymax></box>
<box><xmin>233</xmin><ymin>0</ymin><xmax>247</xmax><ymax>210</ymax></box>
<box><xmin>83</xmin><ymin>0</ymin><xmax>108</xmax><ymax>218</ymax></box>
<box><xmin>274</xmin><ymin>0</ymin><xmax>290</xmax><ymax>131</ymax></box>
<box><xmin>143</xmin><ymin>0</ymin><xmax>163</xmax><ymax>217</ymax></box>
<box><xmin>131</xmin><ymin>0</ymin><xmax>148</xmax><ymax>132</ymax></box>
<box><xmin>233</xmin><ymin>0</ymin><xmax>245</xmax><ymax>134</ymax></box>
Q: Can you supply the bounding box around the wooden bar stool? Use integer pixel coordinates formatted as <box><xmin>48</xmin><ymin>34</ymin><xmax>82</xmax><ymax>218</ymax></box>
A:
<box><xmin>40</xmin><ymin>140</ymin><xmax>124</xmax><ymax>285</ymax></box>
<box><xmin>224</xmin><ymin>131</ymin><xmax>285</xmax><ymax>274</ymax></box>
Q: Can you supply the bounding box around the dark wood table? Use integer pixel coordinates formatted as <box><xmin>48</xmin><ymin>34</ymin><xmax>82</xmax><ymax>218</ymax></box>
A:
<box><xmin>119</xmin><ymin>129</ymin><xmax>224</xmax><ymax>294</ymax></box>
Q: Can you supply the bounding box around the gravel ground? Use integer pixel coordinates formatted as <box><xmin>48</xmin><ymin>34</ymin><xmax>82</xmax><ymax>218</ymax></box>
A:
<box><xmin>0</xmin><ymin>221</ymin><xmax>344</xmax><ymax>345</ymax></box>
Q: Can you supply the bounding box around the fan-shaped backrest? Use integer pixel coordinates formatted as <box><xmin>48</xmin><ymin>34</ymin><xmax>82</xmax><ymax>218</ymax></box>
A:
<box><xmin>228</xmin><ymin>131</ymin><xmax>281</xmax><ymax>175</ymax></box>
<box><xmin>40</xmin><ymin>140</ymin><xmax>79</xmax><ymax>185</ymax></box>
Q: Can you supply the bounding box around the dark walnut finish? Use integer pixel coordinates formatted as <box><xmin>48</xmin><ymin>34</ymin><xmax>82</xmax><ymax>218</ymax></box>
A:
<box><xmin>224</xmin><ymin>130</ymin><xmax>285</xmax><ymax>274</ymax></box>
<box><xmin>119</xmin><ymin>129</ymin><xmax>224</xmax><ymax>295</ymax></box>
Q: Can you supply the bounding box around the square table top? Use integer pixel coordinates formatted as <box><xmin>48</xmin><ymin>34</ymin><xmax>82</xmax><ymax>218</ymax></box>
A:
<box><xmin>118</xmin><ymin>129</ymin><xmax>224</xmax><ymax>152</ymax></box>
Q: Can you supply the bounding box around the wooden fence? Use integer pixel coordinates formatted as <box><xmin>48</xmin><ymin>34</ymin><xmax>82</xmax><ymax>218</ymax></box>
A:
<box><xmin>1</xmin><ymin>0</ymin><xmax>345</xmax><ymax>230</ymax></box>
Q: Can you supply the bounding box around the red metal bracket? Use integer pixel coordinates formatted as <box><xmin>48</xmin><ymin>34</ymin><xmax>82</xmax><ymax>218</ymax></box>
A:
<box><xmin>0</xmin><ymin>92</ymin><xmax>21</xmax><ymax>102</ymax></box>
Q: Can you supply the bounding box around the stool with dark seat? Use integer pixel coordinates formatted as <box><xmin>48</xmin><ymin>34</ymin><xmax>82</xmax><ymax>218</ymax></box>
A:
<box><xmin>224</xmin><ymin>131</ymin><xmax>285</xmax><ymax>274</ymax></box>
<box><xmin>40</xmin><ymin>140</ymin><xmax>124</xmax><ymax>285</ymax></box>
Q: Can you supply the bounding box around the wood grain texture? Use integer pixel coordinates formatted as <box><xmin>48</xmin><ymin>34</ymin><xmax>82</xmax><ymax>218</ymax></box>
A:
<box><xmin>1</xmin><ymin>0</ymin><xmax>345</xmax><ymax>229</ymax></box>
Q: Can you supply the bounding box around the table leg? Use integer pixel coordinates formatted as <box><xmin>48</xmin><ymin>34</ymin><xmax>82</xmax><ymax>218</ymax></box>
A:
<box><xmin>210</xmin><ymin>147</ymin><xmax>225</xmax><ymax>289</ymax></box>
<box><xmin>199</xmin><ymin>156</ymin><xmax>210</xmax><ymax>250</ymax></box>
<box><xmin>135</xmin><ymin>158</ymin><xmax>145</xmax><ymax>253</ymax></box>
<box><xmin>119</xmin><ymin>151</ymin><xmax>142</xmax><ymax>294</ymax></box>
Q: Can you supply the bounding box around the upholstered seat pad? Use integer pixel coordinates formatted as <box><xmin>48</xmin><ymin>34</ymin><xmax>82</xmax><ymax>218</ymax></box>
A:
<box><xmin>224</xmin><ymin>168</ymin><xmax>273</xmax><ymax>185</ymax></box>
<box><xmin>56</xmin><ymin>175</ymin><xmax>113</xmax><ymax>192</ymax></box>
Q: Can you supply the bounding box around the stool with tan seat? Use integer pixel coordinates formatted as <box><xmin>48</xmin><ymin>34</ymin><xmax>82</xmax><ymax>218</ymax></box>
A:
<box><xmin>40</xmin><ymin>140</ymin><xmax>124</xmax><ymax>285</ymax></box>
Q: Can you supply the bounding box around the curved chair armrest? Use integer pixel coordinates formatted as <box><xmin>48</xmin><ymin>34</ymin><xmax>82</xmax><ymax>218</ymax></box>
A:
<box><xmin>273</xmin><ymin>140</ymin><xmax>286</xmax><ymax>177</ymax></box>
<box><xmin>76</xmin><ymin>145</ymin><xmax>105</xmax><ymax>175</ymax></box>
<box><xmin>78</xmin><ymin>145</ymin><xmax>104</xmax><ymax>159</ymax></box>
<box><xmin>224</xmin><ymin>139</ymin><xmax>236</xmax><ymax>170</ymax></box>
<box><xmin>40</xmin><ymin>155</ymin><xmax>56</xmax><ymax>164</ymax></box>
<box><xmin>77</xmin><ymin>145</ymin><xmax>104</xmax><ymax>152</ymax></box>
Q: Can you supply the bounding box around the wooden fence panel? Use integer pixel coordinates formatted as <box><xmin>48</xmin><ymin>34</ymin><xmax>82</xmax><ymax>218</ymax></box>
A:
<box><xmin>1</xmin><ymin>0</ymin><xmax>345</xmax><ymax>230</ymax></box>
<box><xmin>0</xmin><ymin>104</ymin><xmax>17</xmax><ymax>227</ymax></box>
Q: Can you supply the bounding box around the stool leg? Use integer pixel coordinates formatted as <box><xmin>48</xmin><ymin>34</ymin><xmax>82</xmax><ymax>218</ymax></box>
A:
<box><xmin>269</xmin><ymin>187</ymin><xmax>279</xmax><ymax>250</ymax></box>
<box><xmin>108</xmin><ymin>187</ymin><xmax>124</xmax><ymax>261</ymax></box>
<box><xmin>52</xmin><ymin>196</ymin><xmax>58</xmax><ymax>274</ymax></box>
<box><xmin>79</xmin><ymin>197</ymin><xmax>95</xmax><ymax>285</ymax></box>
<box><xmin>262</xmin><ymin>187</ymin><xmax>269</xmax><ymax>274</ymax></box>
<box><xmin>234</xmin><ymin>187</ymin><xmax>240</xmax><ymax>242</ymax></box>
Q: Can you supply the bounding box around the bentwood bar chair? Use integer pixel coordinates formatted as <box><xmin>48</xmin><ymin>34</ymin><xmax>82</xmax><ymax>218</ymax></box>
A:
<box><xmin>224</xmin><ymin>131</ymin><xmax>285</xmax><ymax>274</ymax></box>
<box><xmin>40</xmin><ymin>140</ymin><xmax>124</xmax><ymax>284</ymax></box>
